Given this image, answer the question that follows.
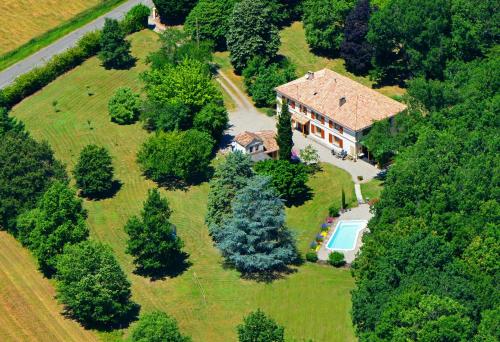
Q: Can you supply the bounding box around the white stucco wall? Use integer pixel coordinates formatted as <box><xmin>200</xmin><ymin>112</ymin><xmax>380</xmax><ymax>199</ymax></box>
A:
<box><xmin>276</xmin><ymin>92</ymin><xmax>362</xmax><ymax>156</ymax></box>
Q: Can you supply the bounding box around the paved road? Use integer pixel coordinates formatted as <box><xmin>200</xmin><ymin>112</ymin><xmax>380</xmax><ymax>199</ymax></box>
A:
<box><xmin>0</xmin><ymin>0</ymin><xmax>153</xmax><ymax>89</ymax></box>
<box><xmin>216</xmin><ymin>70</ymin><xmax>380</xmax><ymax>184</ymax></box>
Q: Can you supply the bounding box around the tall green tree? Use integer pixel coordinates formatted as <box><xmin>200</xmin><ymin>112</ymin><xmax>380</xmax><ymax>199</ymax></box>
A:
<box><xmin>303</xmin><ymin>0</ymin><xmax>355</xmax><ymax>55</ymax></box>
<box><xmin>243</xmin><ymin>57</ymin><xmax>297</xmax><ymax>107</ymax></box>
<box><xmin>193</xmin><ymin>102</ymin><xmax>229</xmax><ymax>142</ymax></box>
<box><xmin>125</xmin><ymin>188</ymin><xmax>186</xmax><ymax>277</ymax></box>
<box><xmin>152</xmin><ymin>0</ymin><xmax>198</xmax><ymax>25</ymax></box>
<box><xmin>137</xmin><ymin>129</ymin><xmax>215</xmax><ymax>184</ymax></box>
<box><xmin>99</xmin><ymin>18</ymin><xmax>135</xmax><ymax>69</ymax></box>
<box><xmin>131</xmin><ymin>311</ymin><xmax>192</xmax><ymax>342</ymax></box>
<box><xmin>0</xmin><ymin>131</ymin><xmax>67</xmax><ymax>233</ymax></box>
<box><xmin>73</xmin><ymin>145</ymin><xmax>115</xmax><ymax>199</ymax></box>
<box><xmin>142</xmin><ymin>58</ymin><xmax>222</xmax><ymax>113</ymax></box>
<box><xmin>185</xmin><ymin>0</ymin><xmax>239</xmax><ymax>50</ymax></box>
<box><xmin>226</xmin><ymin>0</ymin><xmax>281</xmax><ymax>73</ymax></box>
<box><xmin>276</xmin><ymin>103</ymin><xmax>293</xmax><ymax>160</ymax></box>
<box><xmin>17</xmin><ymin>181</ymin><xmax>89</xmax><ymax>277</ymax></box>
<box><xmin>0</xmin><ymin>107</ymin><xmax>24</xmax><ymax>137</ymax></box>
<box><xmin>340</xmin><ymin>0</ymin><xmax>373</xmax><ymax>74</ymax></box>
<box><xmin>451</xmin><ymin>0</ymin><xmax>499</xmax><ymax>62</ymax></box>
<box><xmin>367</xmin><ymin>0</ymin><xmax>451</xmax><ymax>83</ymax></box>
<box><xmin>351</xmin><ymin>53</ymin><xmax>500</xmax><ymax>341</ymax></box>
<box><xmin>56</xmin><ymin>240</ymin><xmax>138</xmax><ymax>328</ymax></box>
<box><xmin>254</xmin><ymin>160</ymin><xmax>309</xmax><ymax>205</ymax></box>
<box><xmin>237</xmin><ymin>309</ymin><xmax>285</xmax><ymax>342</ymax></box>
<box><xmin>216</xmin><ymin>176</ymin><xmax>297</xmax><ymax>274</ymax></box>
<box><xmin>147</xmin><ymin>28</ymin><xmax>214</xmax><ymax>69</ymax></box>
<box><xmin>206</xmin><ymin>151</ymin><xmax>254</xmax><ymax>237</ymax></box>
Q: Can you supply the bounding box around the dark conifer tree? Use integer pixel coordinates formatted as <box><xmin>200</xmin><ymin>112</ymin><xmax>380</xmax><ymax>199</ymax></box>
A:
<box><xmin>276</xmin><ymin>103</ymin><xmax>293</xmax><ymax>161</ymax></box>
<box><xmin>340</xmin><ymin>0</ymin><xmax>373</xmax><ymax>75</ymax></box>
<box><xmin>99</xmin><ymin>18</ymin><xmax>135</xmax><ymax>69</ymax></box>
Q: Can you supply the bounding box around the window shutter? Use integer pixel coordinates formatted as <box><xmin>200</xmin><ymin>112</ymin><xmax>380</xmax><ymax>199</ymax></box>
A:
<box><xmin>321</xmin><ymin>116</ymin><xmax>325</xmax><ymax>125</ymax></box>
<box><xmin>311</xmin><ymin>112</ymin><xmax>315</xmax><ymax>120</ymax></box>
<box><xmin>329</xmin><ymin>120</ymin><xmax>333</xmax><ymax>129</ymax></box>
<box><xmin>311</xmin><ymin>125</ymin><xmax>316</xmax><ymax>133</ymax></box>
<box><xmin>329</xmin><ymin>134</ymin><xmax>333</xmax><ymax>143</ymax></box>
<box><xmin>320</xmin><ymin>129</ymin><xmax>324</xmax><ymax>139</ymax></box>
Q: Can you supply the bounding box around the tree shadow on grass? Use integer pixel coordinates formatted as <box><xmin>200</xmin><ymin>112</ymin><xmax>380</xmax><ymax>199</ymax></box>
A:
<box><xmin>82</xmin><ymin>180</ymin><xmax>122</xmax><ymax>200</ymax></box>
<box><xmin>133</xmin><ymin>251</ymin><xmax>192</xmax><ymax>282</ymax></box>
<box><xmin>284</xmin><ymin>186</ymin><xmax>313</xmax><ymax>208</ymax></box>
<box><xmin>63</xmin><ymin>300</ymin><xmax>140</xmax><ymax>332</ymax></box>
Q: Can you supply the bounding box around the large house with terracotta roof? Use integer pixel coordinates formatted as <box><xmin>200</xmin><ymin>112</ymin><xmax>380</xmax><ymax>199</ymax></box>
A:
<box><xmin>231</xmin><ymin>130</ymin><xmax>279</xmax><ymax>161</ymax></box>
<box><xmin>275</xmin><ymin>69</ymin><xmax>407</xmax><ymax>159</ymax></box>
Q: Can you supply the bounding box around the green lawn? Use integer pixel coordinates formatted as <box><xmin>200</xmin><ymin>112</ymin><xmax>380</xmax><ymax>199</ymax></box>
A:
<box><xmin>360</xmin><ymin>179</ymin><xmax>384</xmax><ymax>201</ymax></box>
<box><xmin>11</xmin><ymin>30</ymin><xmax>356</xmax><ymax>342</ymax></box>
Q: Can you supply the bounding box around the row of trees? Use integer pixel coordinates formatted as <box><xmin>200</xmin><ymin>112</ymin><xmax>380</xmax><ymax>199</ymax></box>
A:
<box><xmin>303</xmin><ymin>0</ymin><xmax>499</xmax><ymax>83</ymax></box>
<box><xmin>0</xmin><ymin>110</ymin><xmax>139</xmax><ymax>328</ymax></box>
<box><xmin>351</xmin><ymin>51</ymin><xmax>499</xmax><ymax>340</ymax></box>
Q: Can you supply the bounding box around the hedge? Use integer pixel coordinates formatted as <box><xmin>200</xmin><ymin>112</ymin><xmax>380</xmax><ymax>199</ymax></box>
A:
<box><xmin>0</xmin><ymin>5</ymin><xmax>150</xmax><ymax>109</ymax></box>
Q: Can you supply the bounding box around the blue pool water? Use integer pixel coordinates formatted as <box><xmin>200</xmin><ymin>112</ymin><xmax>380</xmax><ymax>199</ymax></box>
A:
<box><xmin>326</xmin><ymin>220</ymin><xmax>367</xmax><ymax>250</ymax></box>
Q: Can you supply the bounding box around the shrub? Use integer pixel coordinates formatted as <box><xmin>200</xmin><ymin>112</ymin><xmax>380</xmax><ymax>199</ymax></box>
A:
<box><xmin>108</xmin><ymin>87</ymin><xmax>141</xmax><ymax>124</ymax></box>
<box><xmin>329</xmin><ymin>251</ymin><xmax>346</xmax><ymax>267</ymax></box>
<box><xmin>237</xmin><ymin>309</ymin><xmax>285</xmax><ymax>342</ymax></box>
<box><xmin>328</xmin><ymin>204</ymin><xmax>340</xmax><ymax>217</ymax></box>
<box><xmin>137</xmin><ymin>129</ymin><xmax>215</xmax><ymax>184</ymax></box>
<box><xmin>122</xmin><ymin>4</ymin><xmax>150</xmax><ymax>34</ymax></box>
<box><xmin>77</xmin><ymin>30</ymin><xmax>101</xmax><ymax>56</ymax></box>
<box><xmin>131</xmin><ymin>311</ymin><xmax>191</xmax><ymax>342</ymax></box>
<box><xmin>73</xmin><ymin>145</ymin><xmax>115</xmax><ymax>198</ymax></box>
<box><xmin>305</xmin><ymin>251</ymin><xmax>318</xmax><ymax>262</ymax></box>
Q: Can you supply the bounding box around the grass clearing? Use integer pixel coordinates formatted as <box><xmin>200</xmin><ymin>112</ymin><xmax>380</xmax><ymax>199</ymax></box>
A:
<box><xmin>0</xmin><ymin>0</ymin><xmax>126</xmax><ymax>70</ymax></box>
<box><xmin>360</xmin><ymin>179</ymin><xmax>384</xmax><ymax>201</ymax></box>
<box><xmin>11</xmin><ymin>30</ymin><xmax>356</xmax><ymax>342</ymax></box>
<box><xmin>0</xmin><ymin>232</ymin><xmax>99</xmax><ymax>342</ymax></box>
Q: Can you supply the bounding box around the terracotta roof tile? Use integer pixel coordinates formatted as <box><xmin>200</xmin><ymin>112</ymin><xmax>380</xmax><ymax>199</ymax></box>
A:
<box><xmin>275</xmin><ymin>69</ymin><xmax>407</xmax><ymax>131</ymax></box>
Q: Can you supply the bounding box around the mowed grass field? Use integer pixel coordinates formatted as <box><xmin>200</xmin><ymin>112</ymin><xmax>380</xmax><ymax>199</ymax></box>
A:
<box><xmin>0</xmin><ymin>0</ymin><xmax>102</xmax><ymax>54</ymax></box>
<box><xmin>0</xmin><ymin>232</ymin><xmax>99</xmax><ymax>342</ymax></box>
<box><xmin>10</xmin><ymin>30</ymin><xmax>357</xmax><ymax>341</ymax></box>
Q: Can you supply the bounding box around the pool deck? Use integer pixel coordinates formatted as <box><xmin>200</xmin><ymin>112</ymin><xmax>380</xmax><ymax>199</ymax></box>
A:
<box><xmin>317</xmin><ymin>204</ymin><xmax>373</xmax><ymax>264</ymax></box>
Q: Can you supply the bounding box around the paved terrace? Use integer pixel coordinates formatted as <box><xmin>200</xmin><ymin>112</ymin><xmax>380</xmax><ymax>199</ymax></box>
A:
<box><xmin>317</xmin><ymin>204</ymin><xmax>373</xmax><ymax>264</ymax></box>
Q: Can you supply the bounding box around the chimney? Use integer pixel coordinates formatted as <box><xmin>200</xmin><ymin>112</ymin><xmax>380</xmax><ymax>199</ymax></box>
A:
<box><xmin>306</xmin><ymin>71</ymin><xmax>314</xmax><ymax>80</ymax></box>
<box><xmin>339</xmin><ymin>96</ymin><xmax>346</xmax><ymax>107</ymax></box>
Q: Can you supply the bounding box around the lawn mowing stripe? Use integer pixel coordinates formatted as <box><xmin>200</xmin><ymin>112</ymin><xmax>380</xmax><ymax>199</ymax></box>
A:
<box><xmin>0</xmin><ymin>233</ymin><xmax>98</xmax><ymax>341</ymax></box>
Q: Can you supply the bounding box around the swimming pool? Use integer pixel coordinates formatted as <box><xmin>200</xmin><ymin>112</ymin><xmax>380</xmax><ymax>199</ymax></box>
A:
<box><xmin>326</xmin><ymin>220</ymin><xmax>367</xmax><ymax>251</ymax></box>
